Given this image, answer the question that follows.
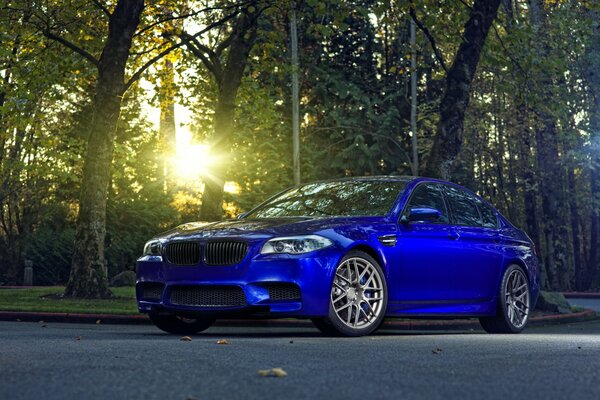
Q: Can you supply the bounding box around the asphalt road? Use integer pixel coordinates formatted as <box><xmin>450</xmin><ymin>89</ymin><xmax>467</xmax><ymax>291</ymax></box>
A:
<box><xmin>1</xmin><ymin>320</ymin><xmax>599</xmax><ymax>400</ymax></box>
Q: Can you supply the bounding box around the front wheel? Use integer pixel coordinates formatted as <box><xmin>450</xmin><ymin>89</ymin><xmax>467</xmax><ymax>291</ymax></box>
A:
<box><xmin>480</xmin><ymin>264</ymin><xmax>530</xmax><ymax>334</ymax></box>
<box><xmin>149</xmin><ymin>313</ymin><xmax>215</xmax><ymax>334</ymax></box>
<box><xmin>312</xmin><ymin>251</ymin><xmax>388</xmax><ymax>337</ymax></box>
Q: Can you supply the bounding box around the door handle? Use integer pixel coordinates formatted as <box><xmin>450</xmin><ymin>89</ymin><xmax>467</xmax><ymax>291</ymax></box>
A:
<box><xmin>447</xmin><ymin>231</ymin><xmax>460</xmax><ymax>240</ymax></box>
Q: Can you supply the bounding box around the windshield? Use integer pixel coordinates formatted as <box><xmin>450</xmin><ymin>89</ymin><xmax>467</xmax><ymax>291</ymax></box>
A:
<box><xmin>246</xmin><ymin>180</ymin><xmax>407</xmax><ymax>218</ymax></box>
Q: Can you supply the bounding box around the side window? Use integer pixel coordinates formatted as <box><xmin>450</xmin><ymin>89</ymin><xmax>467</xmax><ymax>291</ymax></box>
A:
<box><xmin>403</xmin><ymin>183</ymin><xmax>449</xmax><ymax>224</ymax></box>
<box><xmin>477</xmin><ymin>201</ymin><xmax>498</xmax><ymax>228</ymax></box>
<box><xmin>443</xmin><ymin>186</ymin><xmax>482</xmax><ymax>227</ymax></box>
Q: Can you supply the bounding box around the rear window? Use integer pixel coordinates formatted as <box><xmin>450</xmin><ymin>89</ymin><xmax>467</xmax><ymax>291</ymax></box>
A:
<box><xmin>443</xmin><ymin>185</ymin><xmax>482</xmax><ymax>227</ymax></box>
<box><xmin>477</xmin><ymin>201</ymin><xmax>498</xmax><ymax>228</ymax></box>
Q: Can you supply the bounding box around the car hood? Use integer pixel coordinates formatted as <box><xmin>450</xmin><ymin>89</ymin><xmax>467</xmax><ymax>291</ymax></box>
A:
<box><xmin>153</xmin><ymin>216</ymin><xmax>385</xmax><ymax>241</ymax></box>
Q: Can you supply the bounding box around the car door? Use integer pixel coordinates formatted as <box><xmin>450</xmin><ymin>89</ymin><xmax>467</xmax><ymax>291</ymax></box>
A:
<box><xmin>394</xmin><ymin>183</ymin><xmax>458</xmax><ymax>306</ymax></box>
<box><xmin>442</xmin><ymin>185</ymin><xmax>504</xmax><ymax>302</ymax></box>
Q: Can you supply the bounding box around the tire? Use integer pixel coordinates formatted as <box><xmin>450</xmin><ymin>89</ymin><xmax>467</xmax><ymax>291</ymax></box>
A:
<box><xmin>149</xmin><ymin>313</ymin><xmax>215</xmax><ymax>335</ymax></box>
<box><xmin>313</xmin><ymin>250</ymin><xmax>388</xmax><ymax>337</ymax></box>
<box><xmin>479</xmin><ymin>264</ymin><xmax>531</xmax><ymax>334</ymax></box>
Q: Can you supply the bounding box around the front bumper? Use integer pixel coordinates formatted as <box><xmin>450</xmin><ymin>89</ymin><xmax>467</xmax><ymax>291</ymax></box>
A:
<box><xmin>135</xmin><ymin>248</ymin><xmax>341</xmax><ymax>318</ymax></box>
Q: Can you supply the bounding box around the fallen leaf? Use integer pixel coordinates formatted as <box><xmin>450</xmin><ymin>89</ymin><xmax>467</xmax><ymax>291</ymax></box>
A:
<box><xmin>41</xmin><ymin>324</ymin><xmax>48</xmax><ymax>328</ymax></box>
<box><xmin>96</xmin><ymin>319</ymin><xmax>101</xmax><ymax>325</ymax></box>
<box><xmin>289</xmin><ymin>341</ymin><xmax>294</xmax><ymax>344</ymax></box>
<box><xmin>75</xmin><ymin>336</ymin><xmax>82</xmax><ymax>341</ymax></box>
<box><xmin>180</xmin><ymin>336</ymin><xmax>193</xmax><ymax>342</ymax></box>
<box><xmin>16</xmin><ymin>318</ymin><xmax>21</xmax><ymax>322</ymax></box>
<box><xmin>432</xmin><ymin>348</ymin><xmax>443</xmax><ymax>355</ymax></box>
<box><xmin>216</xmin><ymin>339</ymin><xmax>230</xmax><ymax>345</ymax></box>
<box><xmin>258</xmin><ymin>368</ymin><xmax>288</xmax><ymax>377</ymax></box>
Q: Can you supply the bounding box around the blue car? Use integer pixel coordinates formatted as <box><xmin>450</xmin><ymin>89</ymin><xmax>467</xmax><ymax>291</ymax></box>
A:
<box><xmin>136</xmin><ymin>176</ymin><xmax>540</xmax><ymax>336</ymax></box>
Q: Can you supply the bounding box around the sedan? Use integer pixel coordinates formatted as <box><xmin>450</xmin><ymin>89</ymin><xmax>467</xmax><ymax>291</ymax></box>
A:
<box><xmin>136</xmin><ymin>176</ymin><xmax>540</xmax><ymax>336</ymax></box>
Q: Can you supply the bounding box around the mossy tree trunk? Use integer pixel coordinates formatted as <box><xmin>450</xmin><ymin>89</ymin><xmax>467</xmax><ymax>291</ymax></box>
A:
<box><xmin>65</xmin><ymin>0</ymin><xmax>145</xmax><ymax>298</ymax></box>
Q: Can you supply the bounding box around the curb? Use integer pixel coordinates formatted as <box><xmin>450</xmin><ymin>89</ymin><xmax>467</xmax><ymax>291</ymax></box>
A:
<box><xmin>563</xmin><ymin>292</ymin><xmax>600</xmax><ymax>299</ymax></box>
<box><xmin>0</xmin><ymin>309</ymin><xmax>596</xmax><ymax>330</ymax></box>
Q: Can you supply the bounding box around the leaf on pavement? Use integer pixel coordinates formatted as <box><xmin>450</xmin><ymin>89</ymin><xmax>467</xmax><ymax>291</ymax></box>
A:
<box><xmin>216</xmin><ymin>339</ymin><xmax>230</xmax><ymax>345</ymax></box>
<box><xmin>41</xmin><ymin>324</ymin><xmax>48</xmax><ymax>328</ymax></box>
<box><xmin>75</xmin><ymin>336</ymin><xmax>82</xmax><ymax>341</ymax></box>
<box><xmin>180</xmin><ymin>336</ymin><xmax>193</xmax><ymax>342</ymax></box>
<box><xmin>432</xmin><ymin>348</ymin><xmax>443</xmax><ymax>354</ymax></box>
<box><xmin>96</xmin><ymin>319</ymin><xmax>102</xmax><ymax>324</ymax></box>
<box><xmin>258</xmin><ymin>368</ymin><xmax>288</xmax><ymax>377</ymax></box>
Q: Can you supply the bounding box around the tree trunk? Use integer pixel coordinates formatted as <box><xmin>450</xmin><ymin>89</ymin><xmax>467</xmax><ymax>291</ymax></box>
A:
<box><xmin>65</xmin><ymin>0</ymin><xmax>144</xmax><ymax>298</ymax></box>
<box><xmin>528</xmin><ymin>0</ymin><xmax>573</xmax><ymax>290</ymax></box>
<box><xmin>159</xmin><ymin>59</ymin><xmax>177</xmax><ymax>194</ymax></box>
<box><xmin>586</xmin><ymin>9</ymin><xmax>600</xmax><ymax>288</ymax></box>
<box><xmin>423</xmin><ymin>0</ymin><xmax>501</xmax><ymax>179</ymax></box>
<box><xmin>199</xmin><ymin>12</ymin><xmax>258</xmax><ymax>221</ymax></box>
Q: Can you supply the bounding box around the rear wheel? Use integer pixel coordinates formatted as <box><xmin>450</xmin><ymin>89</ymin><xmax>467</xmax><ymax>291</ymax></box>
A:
<box><xmin>149</xmin><ymin>313</ymin><xmax>215</xmax><ymax>334</ymax></box>
<box><xmin>312</xmin><ymin>250</ymin><xmax>388</xmax><ymax>337</ymax></box>
<box><xmin>480</xmin><ymin>264</ymin><xmax>530</xmax><ymax>334</ymax></box>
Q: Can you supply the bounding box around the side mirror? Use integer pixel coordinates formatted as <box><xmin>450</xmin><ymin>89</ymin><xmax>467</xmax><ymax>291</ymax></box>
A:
<box><xmin>236</xmin><ymin>212</ymin><xmax>249</xmax><ymax>220</ymax></box>
<box><xmin>401</xmin><ymin>207</ymin><xmax>442</xmax><ymax>224</ymax></box>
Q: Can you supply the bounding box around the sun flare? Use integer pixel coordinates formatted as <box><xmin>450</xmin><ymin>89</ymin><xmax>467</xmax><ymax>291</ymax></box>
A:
<box><xmin>173</xmin><ymin>130</ymin><xmax>211</xmax><ymax>181</ymax></box>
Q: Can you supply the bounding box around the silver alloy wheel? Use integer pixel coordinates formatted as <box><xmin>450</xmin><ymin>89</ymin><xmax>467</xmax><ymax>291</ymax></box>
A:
<box><xmin>331</xmin><ymin>257</ymin><xmax>385</xmax><ymax>329</ymax></box>
<box><xmin>505</xmin><ymin>269</ymin><xmax>530</xmax><ymax>328</ymax></box>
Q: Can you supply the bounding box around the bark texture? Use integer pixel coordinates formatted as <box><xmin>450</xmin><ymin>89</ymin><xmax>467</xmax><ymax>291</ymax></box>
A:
<box><xmin>423</xmin><ymin>0</ymin><xmax>501</xmax><ymax>179</ymax></box>
<box><xmin>65</xmin><ymin>0</ymin><xmax>144</xmax><ymax>298</ymax></box>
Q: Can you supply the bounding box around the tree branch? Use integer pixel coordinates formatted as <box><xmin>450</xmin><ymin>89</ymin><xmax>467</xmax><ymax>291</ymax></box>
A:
<box><xmin>491</xmin><ymin>22</ymin><xmax>524</xmax><ymax>73</ymax></box>
<box><xmin>180</xmin><ymin>31</ymin><xmax>224</xmax><ymax>79</ymax></box>
<box><xmin>133</xmin><ymin>0</ymin><xmax>256</xmax><ymax>38</ymax></box>
<box><xmin>186</xmin><ymin>41</ymin><xmax>222</xmax><ymax>82</ymax></box>
<box><xmin>91</xmin><ymin>0</ymin><xmax>111</xmax><ymax>17</ymax></box>
<box><xmin>43</xmin><ymin>30</ymin><xmax>99</xmax><ymax>66</ymax></box>
<box><xmin>409</xmin><ymin>6</ymin><xmax>449</xmax><ymax>73</ymax></box>
<box><xmin>125</xmin><ymin>10</ymin><xmax>240</xmax><ymax>90</ymax></box>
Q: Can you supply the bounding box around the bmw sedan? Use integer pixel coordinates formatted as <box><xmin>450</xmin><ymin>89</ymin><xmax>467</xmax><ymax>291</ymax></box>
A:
<box><xmin>136</xmin><ymin>176</ymin><xmax>540</xmax><ymax>337</ymax></box>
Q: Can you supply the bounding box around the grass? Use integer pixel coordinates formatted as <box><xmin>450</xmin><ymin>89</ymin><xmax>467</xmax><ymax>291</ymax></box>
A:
<box><xmin>0</xmin><ymin>286</ymin><xmax>138</xmax><ymax>315</ymax></box>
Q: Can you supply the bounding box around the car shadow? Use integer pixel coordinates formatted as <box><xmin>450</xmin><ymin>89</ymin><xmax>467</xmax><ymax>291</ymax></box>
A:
<box><xmin>131</xmin><ymin>327</ymin><xmax>482</xmax><ymax>339</ymax></box>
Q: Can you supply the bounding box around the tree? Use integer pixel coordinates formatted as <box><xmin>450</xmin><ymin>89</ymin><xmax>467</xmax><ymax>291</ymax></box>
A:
<box><xmin>584</xmin><ymin>6</ymin><xmax>600</xmax><ymax>288</ymax></box>
<box><xmin>181</xmin><ymin>5</ymin><xmax>262</xmax><ymax>221</ymax></box>
<box><xmin>62</xmin><ymin>0</ymin><xmax>145</xmax><ymax>297</ymax></box>
<box><xmin>423</xmin><ymin>0</ymin><xmax>502</xmax><ymax>179</ymax></box>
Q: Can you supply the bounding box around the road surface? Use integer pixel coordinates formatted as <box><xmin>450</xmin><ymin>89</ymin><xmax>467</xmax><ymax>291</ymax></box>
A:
<box><xmin>1</xmin><ymin>320</ymin><xmax>599</xmax><ymax>400</ymax></box>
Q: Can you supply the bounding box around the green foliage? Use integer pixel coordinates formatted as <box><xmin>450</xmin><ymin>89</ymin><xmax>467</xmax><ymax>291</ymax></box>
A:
<box><xmin>1</xmin><ymin>0</ymin><xmax>599</xmax><ymax>291</ymax></box>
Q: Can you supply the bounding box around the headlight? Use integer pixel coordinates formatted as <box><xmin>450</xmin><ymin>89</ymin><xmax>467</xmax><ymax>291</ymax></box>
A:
<box><xmin>261</xmin><ymin>235</ymin><xmax>333</xmax><ymax>255</ymax></box>
<box><xmin>143</xmin><ymin>240</ymin><xmax>163</xmax><ymax>256</ymax></box>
